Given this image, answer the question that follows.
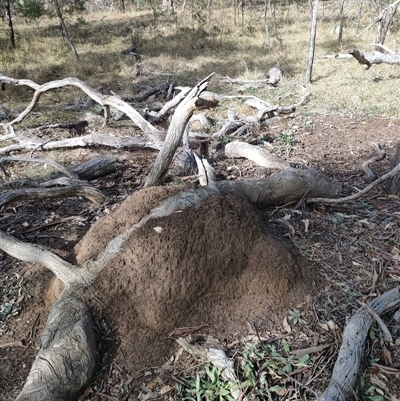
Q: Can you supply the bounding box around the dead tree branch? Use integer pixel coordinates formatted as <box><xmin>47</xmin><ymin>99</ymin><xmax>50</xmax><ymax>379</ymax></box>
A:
<box><xmin>144</xmin><ymin>73</ymin><xmax>214</xmax><ymax>187</ymax></box>
<box><xmin>0</xmin><ymin>75</ymin><xmax>161</xmax><ymax>138</ymax></box>
<box><xmin>362</xmin><ymin>142</ymin><xmax>385</xmax><ymax>181</ymax></box>
<box><xmin>307</xmin><ymin>160</ymin><xmax>400</xmax><ymax>204</ymax></box>
<box><xmin>349</xmin><ymin>48</ymin><xmax>400</xmax><ymax>69</ymax></box>
<box><xmin>216</xmin><ymin>142</ymin><xmax>290</xmax><ymax>170</ymax></box>
<box><xmin>320</xmin><ymin>287</ymin><xmax>400</xmax><ymax>401</ymax></box>
<box><xmin>0</xmin><ymin>184</ymin><xmax>106</xmax><ymax>207</ymax></box>
<box><xmin>0</xmin><ymin>156</ymin><xmax>78</xmax><ymax>179</ymax></box>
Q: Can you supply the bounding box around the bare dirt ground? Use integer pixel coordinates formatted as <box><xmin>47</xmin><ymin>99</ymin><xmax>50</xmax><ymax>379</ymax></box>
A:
<box><xmin>1</xmin><ymin>111</ymin><xmax>400</xmax><ymax>400</ymax></box>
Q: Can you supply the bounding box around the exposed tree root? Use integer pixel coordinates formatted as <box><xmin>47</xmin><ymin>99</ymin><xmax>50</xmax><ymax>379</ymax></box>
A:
<box><xmin>15</xmin><ymin>294</ymin><xmax>97</xmax><ymax>401</ymax></box>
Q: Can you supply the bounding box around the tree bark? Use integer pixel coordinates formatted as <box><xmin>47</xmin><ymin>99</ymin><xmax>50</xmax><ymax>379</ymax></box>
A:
<box><xmin>305</xmin><ymin>0</ymin><xmax>319</xmax><ymax>83</ymax></box>
<box><xmin>338</xmin><ymin>0</ymin><xmax>345</xmax><ymax>45</ymax></box>
<box><xmin>375</xmin><ymin>0</ymin><xmax>399</xmax><ymax>50</ymax></box>
<box><xmin>216</xmin><ymin>142</ymin><xmax>290</xmax><ymax>170</ymax></box>
<box><xmin>144</xmin><ymin>74</ymin><xmax>213</xmax><ymax>187</ymax></box>
<box><xmin>4</xmin><ymin>0</ymin><xmax>16</xmax><ymax>49</ymax></box>
<box><xmin>319</xmin><ymin>287</ymin><xmax>400</xmax><ymax>401</ymax></box>
<box><xmin>0</xmin><ymin>184</ymin><xmax>106</xmax><ymax>208</ymax></box>
<box><xmin>15</xmin><ymin>294</ymin><xmax>98</xmax><ymax>401</ymax></box>
<box><xmin>53</xmin><ymin>0</ymin><xmax>80</xmax><ymax>61</ymax></box>
<box><xmin>349</xmin><ymin>48</ymin><xmax>400</xmax><ymax>69</ymax></box>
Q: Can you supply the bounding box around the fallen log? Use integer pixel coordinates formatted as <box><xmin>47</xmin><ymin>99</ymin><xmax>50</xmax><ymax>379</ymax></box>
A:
<box><xmin>15</xmin><ymin>294</ymin><xmax>98</xmax><ymax>401</ymax></box>
<box><xmin>0</xmin><ymin>184</ymin><xmax>106</xmax><ymax>207</ymax></box>
<box><xmin>38</xmin><ymin>120</ymin><xmax>89</xmax><ymax>135</ymax></box>
<box><xmin>349</xmin><ymin>48</ymin><xmax>400</xmax><ymax>69</ymax></box>
<box><xmin>319</xmin><ymin>287</ymin><xmax>400</xmax><ymax>401</ymax></box>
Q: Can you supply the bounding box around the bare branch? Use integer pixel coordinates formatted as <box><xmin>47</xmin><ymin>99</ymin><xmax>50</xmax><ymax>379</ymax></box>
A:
<box><xmin>144</xmin><ymin>73</ymin><xmax>214</xmax><ymax>187</ymax></box>
<box><xmin>307</xmin><ymin>161</ymin><xmax>400</xmax><ymax>204</ymax></box>
<box><xmin>320</xmin><ymin>287</ymin><xmax>400</xmax><ymax>401</ymax></box>
<box><xmin>0</xmin><ymin>184</ymin><xmax>106</xmax><ymax>207</ymax></box>
<box><xmin>0</xmin><ymin>230</ymin><xmax>81</xmax><ymax>285</ymax></box>
<box><xmin>0</xmin><ymin>75</ymin><xmax>162</xmax><ymax>138</ymax></box>
<box><xmin>0</xmin><ymin>156</ymin><xmax>78</xmax><ymax>179</ymax></box>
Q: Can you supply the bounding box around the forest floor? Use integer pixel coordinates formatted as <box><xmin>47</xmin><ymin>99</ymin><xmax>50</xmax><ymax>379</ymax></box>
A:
<box><xmin>1</xmin><ymin>99</ymin><xmax>400</xmax><ymax>401</ymax></box>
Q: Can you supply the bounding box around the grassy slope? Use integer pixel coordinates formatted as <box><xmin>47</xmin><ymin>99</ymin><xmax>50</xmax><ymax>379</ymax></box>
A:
<box><xmin>0</xmin><ymin>1</ymin><xmax>399</xmax><ymax>119</ymax></box>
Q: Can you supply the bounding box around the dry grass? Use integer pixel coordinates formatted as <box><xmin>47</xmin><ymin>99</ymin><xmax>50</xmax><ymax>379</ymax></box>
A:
<box><xmin>1</xmin><ymin>1</ymin><xmax>399</xmax><ymax>119</ymax></box>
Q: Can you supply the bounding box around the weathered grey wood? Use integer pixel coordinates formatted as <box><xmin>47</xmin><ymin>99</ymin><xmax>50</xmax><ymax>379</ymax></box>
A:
<box><xmin>134</xmin><ymin>79</ymin><xmax>172</xmax><ymax>102</ymax></box>
<box><xmin>40</xmin><ymin>134</ymin><xmax>162</xmax><ymax>151</ymax></box>
<box><xmin>38</xmin><ymin>120</ymin><xmax>88</xmax><ymax>135</ymax></box>
<box><xmin>349</xmin><ymin>48</ymin><xmax>400</xmax><ymax>69</ymax></box>
<box><xmin>213</xmin><ymin>119</ymin><xmax>246</xmax><ymax>138</ymax></box>
<box><xmin>195</xmin><ymin>91</ymin><xmax>221</xmax><ymax>109</ymax></box>
<box><xmin>361</xmin><ymin>142</ymin><xmax>385</xmax><ymax>181</ymax></box>
<box><xmin>216</xmin><ymin>142</ymin><xmax>290</xmax><ymax>170</ymax></box>
<box><xmin>0</xmin><ymin>230</ymin><xmax>83</xmax><ymax>286</ymax></box>
<box><xmin>0</xmin><ymin>156</ymin><xmax>78</xmax><ymax>179</ymax></box>
<box><xmin>15</xmin><ymin>294</ymin><xmax>97</xmax><ymax>401</ymax></box>
<box><xmin>71</xmin><ymin>156</ymin><xmax>117</xmax><ymax>180</ymax></box>
<box><xmin>320</xmin><ymin>287</ymin><xmax>400</xmax><ymax>401</ymax></box>
<box><xmin>306</xmin><ymin>0</ymin><xmax>319</xmax><ymax>83</ymax></box>
<box><xmin>0</xmin><ymin>184</ymin><xmax>106</xmax><ymax>207</ymax></box>
<box><xmin>148</xmin><ymin>87</ymin><xmax>191</xmax><ymax>124</ymax></box>
<box><xmin>0</xmin><ymin>75</ymin><xmax>161</xmax><ymax>138</ymax></box>
<box><xmin>144</xmin><ymin>74</ymin><xmax>214</xmax><ymax>187</ymax></box>
<box><xmin>266</xmin><ymin>67</ymin><xmax>282</xmax><ymax>85</ymax></box>
<box><xmin>137</xmin><ymin>168</ymin><xmax>342</xmax><ymax>228</ymax></box>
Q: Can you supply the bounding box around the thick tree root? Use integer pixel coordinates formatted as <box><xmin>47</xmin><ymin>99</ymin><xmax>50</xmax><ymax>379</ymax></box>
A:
<box><xmin>15</xmin><ymin>293</ymin><xmax>97</xmax><ymax>401</ymax></box>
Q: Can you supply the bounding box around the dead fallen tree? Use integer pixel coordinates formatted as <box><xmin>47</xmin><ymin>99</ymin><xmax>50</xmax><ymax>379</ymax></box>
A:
<box><xmin>0</xmin><ymin>75</ymin><xmax>161</xmax><ymax>138</ymax></box>
<box><xmin>349</xmin><ymin>48</ymin><xmax>400</xmax><ymax>69</ymax></box>
<box><xmin>322</xmin><ymin>46</ymin><xmax>400</xmax><ymax>69</ymax></box>
<box><xmin>0</xmin><ymin>156</ymin><xmax>117</xmax><ymax>207</ymax></box>
<box><xmin>216</xmin><ymin>142</ymin><xmax>290</xmax><ymax>170</ymax></box>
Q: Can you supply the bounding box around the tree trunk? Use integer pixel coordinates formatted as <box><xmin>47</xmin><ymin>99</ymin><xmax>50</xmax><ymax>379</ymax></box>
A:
<box><xmin>144</xmin><ymin>74</ymin><xmax>213</xmax><ymax>188</ymax></box>
<box><xmin>4</xmin><ymin>0</ymin><xmax>16</xmax><ymax>49</ymax></box>
<box><xmin>338</xmin><ymin>0</ymin><xmax>345</xmax><ymax>45</ymax></box>
<box><xmin>375</xmin><ymin>0</ymin><xmax>399</xmax><ymax>50</ymax></box>
<box><xmin>53</xmin><ymin>0</ymin><xmax>80</xmax><ymax>61</ymax></box>
<box><xmin>263</xmin><ymin>0</ymin><xmax>270</xmax><ymax>45</ymax></box>
<box><xmin>305</xmin><ymin>0</ymin><xmax>319</xmax><ymax>83</ymax></box>
<box><xmin>356</xmin><ymin>0</ymin><xmax>364</xmax><ymax>33</ymax></box>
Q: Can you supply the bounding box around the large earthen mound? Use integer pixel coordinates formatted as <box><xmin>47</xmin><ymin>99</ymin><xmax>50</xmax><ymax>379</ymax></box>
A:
<box><xmin>74</xmin><ymin>186</ymin><xmax>314</xmax><ymax>372</ymax></box>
